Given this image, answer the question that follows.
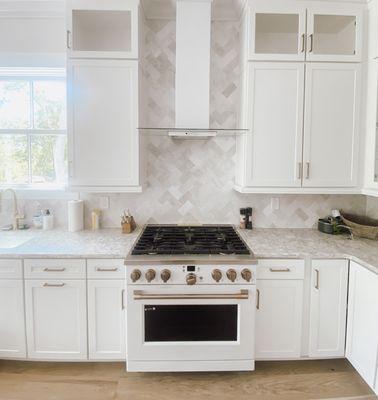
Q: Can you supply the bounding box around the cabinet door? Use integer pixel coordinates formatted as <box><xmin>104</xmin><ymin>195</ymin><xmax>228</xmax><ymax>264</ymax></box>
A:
<box><xmin>309</xmin><ymin>260</ymin><xmax>348</xmax><ymax>358</ymax></box>
<box><xmin>25</xmin><ymin>280</ymin><xmax>87</xmax><ymax>360</ymax></box>
<box><xmin>67</xmin><ymin>0</ymin><xmax>139</xmax><ymax>59</ymax></box>
<box><xmin>346</xmin><ymin>262</ymin><xmax>378</xmax><ymax>389</ymax></box>
<box><xmin>247</xmin><ymin>6</ymin><xmax>306</xmax><ymax>61</ymax></box>
<box><xmin>88</xmin><ymin>280</ymin><xmax>126</xmax><ymax>360</ymax></box>
<box><xmin>303</xmin><ymin>63</ymin><xmax>360</xmax><ymax>187</ymax></box>
<box><xmin>256</xmin><ymin>280</ymin><xmax>303</xmax><ymax>359</ymax></box>
<box><xmin>0</xmin><ymin>280</ymin><xmax>26</xmax><ymax>359</ymax></box>
<box><xmin>68</xmin><ymin>59</ymin><xmax>140</xmax><ymax>192</ymax></box>
<box><xmin>244</xmin><ymin>62</ymin><xmax>304</xmax><ymax>187</ymax></box>
<box><xmin>307</xmin><ymin>8</ymin><xmax>363</xmax><ymax>62</ymax></box>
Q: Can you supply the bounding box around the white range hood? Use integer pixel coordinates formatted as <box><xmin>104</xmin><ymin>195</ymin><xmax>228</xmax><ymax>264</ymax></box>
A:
<box><xmin>175</xmin><ymin>0</ymin><xmax>212</xmax><ymax>131</ymax></box>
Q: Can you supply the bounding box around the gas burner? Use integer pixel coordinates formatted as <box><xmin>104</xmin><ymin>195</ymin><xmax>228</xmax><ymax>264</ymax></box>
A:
<box><xmin>131</xmin><ymin>225</ymin><xmax>251</xmax><ymax>256</ymax></box>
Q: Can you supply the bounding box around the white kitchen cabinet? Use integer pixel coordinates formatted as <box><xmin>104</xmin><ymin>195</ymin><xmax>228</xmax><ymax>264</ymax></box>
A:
<box><xmin>308</xmin><ymin>260</ymin><xmax>348</xmax><ymax>358</ymax></box>
<box><xmin>88</xmin><ymin>280</ymin><xmax>126</xmax><ymax>360</ymax></box>
<box><xmin>67</xmin><ymin>0</ymin><xmax>139</xmax><ymax>59</ymax></box>
<box><xmin>246</xmin><ymin>6</ymin><xmax>306</xmax><ymax>61</ymax></box>
<box><xmin>256</xmin><ymin>280</ymin><xmax>303</xmax><ymax>359</ymax></box>
<box><xmin>346</xmin><ymin>262</ymin><xmax>378</xmax><ymax>391</ymax></box>
<box><xmin>303</xmin><ymin>63</ymin><xmax>360</xmax><ymax>188</ymax></box>
<box><xmin>245</xmin><ymin>3</ymin><xmax>362</xmax><ymax>62</ymax></box>
<box><xmin>236</xmin><ymin>62</ymin><xmax>304</xmax><ymax>188</ymax></box>
<box><xmin>0</xmin><ymin>280</ymin><xmax>26</xmax><ymax>359</ymax></box>
<box><xmin>67</xmin><ymin>59</ymin><xmax>141</xmax><ymax>192</ymax></box>
<box><xmin>25</xmin><ymin>279</ymin><xmax>87</xmax><ymax>360</ymax></box>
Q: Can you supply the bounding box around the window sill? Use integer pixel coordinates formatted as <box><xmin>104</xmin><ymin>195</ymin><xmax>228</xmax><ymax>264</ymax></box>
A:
<box><xmin>0</xmin><ymin>186</ymin><xmax>79</xmax><ymax>200</ymax></box>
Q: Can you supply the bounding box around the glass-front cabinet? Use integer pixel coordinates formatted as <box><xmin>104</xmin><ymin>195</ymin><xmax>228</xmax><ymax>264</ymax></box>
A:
<box><xmin>247</xmin><ymin>4</ymin><xmax>362</xmax><ymax>62</ymax></box>
<box><xmin>66</xmin><ymin>0</ymin><xmax>139</xmax><ymax>59</ymax></box>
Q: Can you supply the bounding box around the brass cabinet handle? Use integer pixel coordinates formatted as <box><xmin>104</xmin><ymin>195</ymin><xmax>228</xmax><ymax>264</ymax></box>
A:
<box><xmin>121</xmin><ymin>289</ymin><xmax>126</xmax><ymax>310</ymax></box>
<box><xmin>309</xmin><ymin>34</ymin><xmax>314</xmax><ymax>53</ymax></box>
<box><xmin>315</xmin><ymin>269</ymin><xmax>320</xmax><ymax>289</ymax></box>
<box><xmin>133</xmin><ymin>290</ymin><xmax>249</xmax><ymax>300</ymax></box>
<box><xmin>43</xmin><ymin>283</ymin><xmax>65</xmax><ymax>288</ymax></box>
<box><xmin>96</xmin><ymin>267</ymin><xmax>119</xmax><ymax>272</ymax></box>
<box><xmin>298</xmin><ymin>162</ymin><xmax>302</xmax><ymax>180</ymax></box>
<box><xmin>301</xmin><ymin>33</ymin><xmax>306</xmax><ymax>53</ymax></box>
<box><xmin>256</xmin><ymin>289</ymin><xmax>260</xmax><ymax>310</ymax></box>
<box><xmin>43</xmin><ymin>267</ymin><xmax>66</xmax><ymax>272</ymax></box>
<box><xmin>67</xmin><ymin>30</ymin><xmax>72</xmax><ymax>49</ymax></box>
<box><xmin>269</xmin><ymin>268</ymin><xmax>291</xmax><ymax>272</ymax></box>
<box><xmin>305</xmin><ymin>162</ymin><xmax>310</xmax><ymax>179</ymax></box>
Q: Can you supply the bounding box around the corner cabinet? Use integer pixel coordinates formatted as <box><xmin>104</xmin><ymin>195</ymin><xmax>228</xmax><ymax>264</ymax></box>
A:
<box><xmin>67</xmin><ymin>59</ymin><xmax>141</xmax><ymax>192</ymax></box>
<box><xmin>308</xmin><ymin>260</ymin><xmax>348</xmax><ymax>358</ymax></box>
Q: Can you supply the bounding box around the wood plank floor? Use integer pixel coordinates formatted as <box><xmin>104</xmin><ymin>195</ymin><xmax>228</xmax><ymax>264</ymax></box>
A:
<box><xmin>0</xmin><ymin>359</ymin><xmax>376</xmax><ymax>400</ymax></box>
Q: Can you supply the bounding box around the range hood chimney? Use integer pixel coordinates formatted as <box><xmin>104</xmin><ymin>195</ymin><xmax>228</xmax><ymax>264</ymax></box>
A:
<box><xmin>175</xmin><ymin>0</ymin><xmax>212</xmax><ymax>130</ymax></box>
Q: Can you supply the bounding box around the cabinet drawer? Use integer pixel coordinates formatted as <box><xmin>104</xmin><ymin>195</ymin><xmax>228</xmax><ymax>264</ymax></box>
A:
<box><xmin>257</xmin><ymin>259</ymin><xmax>305</xmax><ymax>280</ymax></box>
<box><xmin>87</xmin><ymin>259</ymin><xmax>125</xmax><ymax>279</ymax></box>
<box><xmin>24</xmin><ymin>259</ymin><xmax>86</xmax><ymax>279</ymax></box>
<box><xmin>0</xmin><ymin>260</ymin><xmax>23</xmax><ymax>279</ymax></box>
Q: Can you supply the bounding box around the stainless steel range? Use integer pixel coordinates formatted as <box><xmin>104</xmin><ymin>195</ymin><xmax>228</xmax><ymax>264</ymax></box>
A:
<box><xmin>125</xmin><ymin>225</ymin><xmax>257</xmax><ymax>372</ymax></box>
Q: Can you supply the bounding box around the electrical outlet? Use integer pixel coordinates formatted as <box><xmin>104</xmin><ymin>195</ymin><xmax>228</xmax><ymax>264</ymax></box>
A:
<box><xmin>99</xmin><ymin>196</ymin><xmax>110</xmax><ymax>210</ymax></box>
<box><xmin>271</xmin><ymin>198</ymin><xmax>280</xmax><ymax>211</ymax></box>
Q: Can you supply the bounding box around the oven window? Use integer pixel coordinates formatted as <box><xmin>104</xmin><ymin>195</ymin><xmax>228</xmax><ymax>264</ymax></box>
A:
<box><xmin>144</xmin><ymin>305</ymin><xmax>238</xmax><ymax>342</ymax></box>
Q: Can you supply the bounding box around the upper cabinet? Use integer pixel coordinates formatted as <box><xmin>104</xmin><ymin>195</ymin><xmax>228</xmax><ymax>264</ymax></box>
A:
<box><xmin>67</xmin><ymin>0</ymin><xmax>139</xmax><ymax>59</ymax></box>
<box><xmin>246</xmin><ymin>6</ymin><xmax>307</xmax><ymax>61</ymax></box>
<box><xmin>246</xmin><ymin>3</ymin><xmax>363</xmax><ymax>62</ymax></box>
<box><xmin>306</xmin><ymin>9</ymin><xmax>362</xmax><ymax>62</ymax></box>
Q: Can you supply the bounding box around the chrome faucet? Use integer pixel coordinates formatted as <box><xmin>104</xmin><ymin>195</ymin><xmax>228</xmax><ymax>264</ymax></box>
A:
<box><xmin>337</xmin><ymin>225</ymin><xmax>354</xmax><ymax>240</ymax></box>
<box><xmin>0</xmin><ymin>188</ymin><xmax>23</xmax><ymax>230</ymax></box>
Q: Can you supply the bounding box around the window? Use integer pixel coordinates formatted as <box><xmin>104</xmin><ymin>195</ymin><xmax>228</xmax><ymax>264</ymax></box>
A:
<box><xmin>0</xmin><ymin>68</ymin><xmax>67</xmax><ymax>188</ymax></box>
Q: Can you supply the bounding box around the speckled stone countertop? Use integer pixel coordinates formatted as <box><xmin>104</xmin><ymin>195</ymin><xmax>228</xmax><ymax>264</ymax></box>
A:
<box><xmin>0</xmin><ymin>227</ymin><xmax>377</xmax><ymax>274</ymax></box>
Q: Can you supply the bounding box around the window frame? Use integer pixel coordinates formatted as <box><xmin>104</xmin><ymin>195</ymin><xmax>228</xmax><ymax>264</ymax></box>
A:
<box><xmin>0</xmin><ymin>67</ymin><xmax>67</xmax><ymax>191</ymax></box>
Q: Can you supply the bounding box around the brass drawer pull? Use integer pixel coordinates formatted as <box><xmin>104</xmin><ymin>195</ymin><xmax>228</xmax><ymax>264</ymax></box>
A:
<box><xmin>133</xmin><ymin>290</ymin><xmax>249</xmax><ymax>300</ymax></box>
<box><xmin>315</xmin><ymin>269</ymin><xmax>320</xmax><ymax>289</ymax></box>
<box><xmin>269</xmin><ymin>268</ymin><xmax>291</xmax><ymax>272</ymax></box>
<box><xmin>256</xmin><ymin>289</ymin><xmax>260</xmax><ymax>310</ymax></box>
<box><xmin>96</xmin><ymin>267</ymin><xmax>119</xmax><ymax>272</ymax></box>
<box><xmin>122</xmin><ymin>289</ymin><xmax>126</xmax><ymax>310</ymax></box>
<box><xmin>43</xmin><ymin>267</ymin><xmax>66</xmax><ymax>272</ymax></box>
<box><xmin>43</xmin><ymin>283</ymin><xmax>65</xmax><ymax>288</ymax></box>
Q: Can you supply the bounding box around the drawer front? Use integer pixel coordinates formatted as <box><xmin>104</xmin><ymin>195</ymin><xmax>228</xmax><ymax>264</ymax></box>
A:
<box><xmin>24</xmin><ymin>259</ymin><xmax>86</xmax><ymax>279</ymax></box>
<box><xmin>0</xmin><ymin>260</ymin><xmax>23</xmax><ymax>279</ymax></box>
<box><xmin>87</xmin><ymin>259</ymin><xmax>125</xmax><ymax>279</ymax></box>
<box><xmin>257</xmin><ymin>259</ymin><xmax>305</xmax><ymax>280</ymax></box>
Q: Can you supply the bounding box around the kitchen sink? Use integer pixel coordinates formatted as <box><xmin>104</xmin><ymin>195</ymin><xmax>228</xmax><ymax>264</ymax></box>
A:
<box><xmin>0</xmin><ymin>235</ymin><xmax>33</xmax><ymax>249</ymax></box>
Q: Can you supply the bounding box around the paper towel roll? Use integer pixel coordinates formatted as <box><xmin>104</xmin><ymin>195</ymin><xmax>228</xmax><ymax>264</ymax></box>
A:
<box><xmin>68</xmin><ymin>200</ymin><xmax>84</xmax><ymax>232</ymax></box>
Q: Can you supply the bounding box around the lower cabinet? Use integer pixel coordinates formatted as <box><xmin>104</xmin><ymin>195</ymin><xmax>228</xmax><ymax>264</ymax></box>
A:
<box><xmin>25</xmin><ymin>279</ymin><xmax>87</xmax><ymax>360</ymax></box>
<box><xmin>309</xmin><ymin>260</ymin><xmax>349</xmax><ymax>358</ymax></box>
<box><xmin>87</xmin><ymin>280</ymin><xmax>126</xmax><ymax>360</ymax></box>
<box><xmin>255</xmin><ymin>260</ymin><xmax>305</xmax><ymax>359</ymax></box>
<box><xmin>0</xmin><ymin>279</ymin><xmax>26</xmax><ymax>358</ymax></box>
<box><xmin>346</xmin><ymin>261</ymin><xmax>378</xmax><ymax>392</ymax></box>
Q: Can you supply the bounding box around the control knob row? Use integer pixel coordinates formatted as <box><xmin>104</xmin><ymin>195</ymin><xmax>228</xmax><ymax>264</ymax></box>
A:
<box><xmin>130</xmin><ymin>268</ymin><xmax>171</xmax><ymax>283</ymax></box>
<box><xmin>212</xmin><ymin>268</ymin><xmax>252</xmax><ymax>282</ymax></box>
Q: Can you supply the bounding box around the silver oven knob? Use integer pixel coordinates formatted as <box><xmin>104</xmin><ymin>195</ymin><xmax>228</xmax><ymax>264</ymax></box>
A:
<box><xmin>186</xmin><ymin>273</ymin><xmax>197</xmax><ymax>285</ymax></box>
<box><xmin>226</xmin><ymin>268</ymin><xmax>237</xmax><ymax>282</ymax></box>
<box><xmin>241</xmin><ymin>268</ymin><xmax>252</xmax><ymax>282</ymax></box>
<box><xmin>145</xmin><ymin>269</ymin><xmax>156</xmax><ymax>283</ymax></box>
<box><xmin>130</xmin><ymin>269</ymin><xmax>141</xmax><ymax>282</ymax></box>
<box><xmin>161</xmin><ymin>269</ymin><xmax>171</xmax><ymax>283</ymax></box>
<box><xmin>212</xmin><ymin>269</ymin><xmax>222</xmax><ymax>282</ymax></box>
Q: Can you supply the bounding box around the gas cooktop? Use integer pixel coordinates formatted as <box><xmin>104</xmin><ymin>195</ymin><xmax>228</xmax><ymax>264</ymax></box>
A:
<box><xmin>131</xmin><ymin>224</ymin><xmax>251</xmax><ymax>256</ymax></box>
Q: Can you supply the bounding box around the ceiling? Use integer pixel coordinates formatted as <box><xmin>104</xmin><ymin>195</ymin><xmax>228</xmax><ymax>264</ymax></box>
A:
<box><xmin>140</xmin><ymin>0</ymin><xmax>247</xmax><ymax>21</ymax></box>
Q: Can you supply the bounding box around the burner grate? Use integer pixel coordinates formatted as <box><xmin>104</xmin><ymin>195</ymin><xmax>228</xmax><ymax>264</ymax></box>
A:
<box><xmin>131</xmin><ymin>225</ymin><xmax>251</xmax><ymax>256</ymax></box>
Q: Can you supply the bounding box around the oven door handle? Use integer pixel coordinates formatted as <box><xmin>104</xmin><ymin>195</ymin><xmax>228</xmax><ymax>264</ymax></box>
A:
<box><xmin>133</xmin><ymin>289</ymin><xmax>249</xmax><ymax>300</ymax></box>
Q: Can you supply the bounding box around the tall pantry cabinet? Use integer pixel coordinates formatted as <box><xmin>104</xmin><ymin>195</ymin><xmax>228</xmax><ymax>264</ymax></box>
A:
<box><xmin>236</xmin><ymin>1</ymin><xmax>363</xmax><ymax>193</ymax></box>
<box><xmin>66</xmin><ymin>0</ymin><xmax>141</xmax><ymax>192</ymax></box>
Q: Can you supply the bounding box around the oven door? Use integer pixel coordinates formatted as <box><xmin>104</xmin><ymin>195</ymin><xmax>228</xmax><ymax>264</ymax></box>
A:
<box><xmin>127</xmin><ymin>285</ymin><xmax>255</xmax><ymax>362</ymax></box>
